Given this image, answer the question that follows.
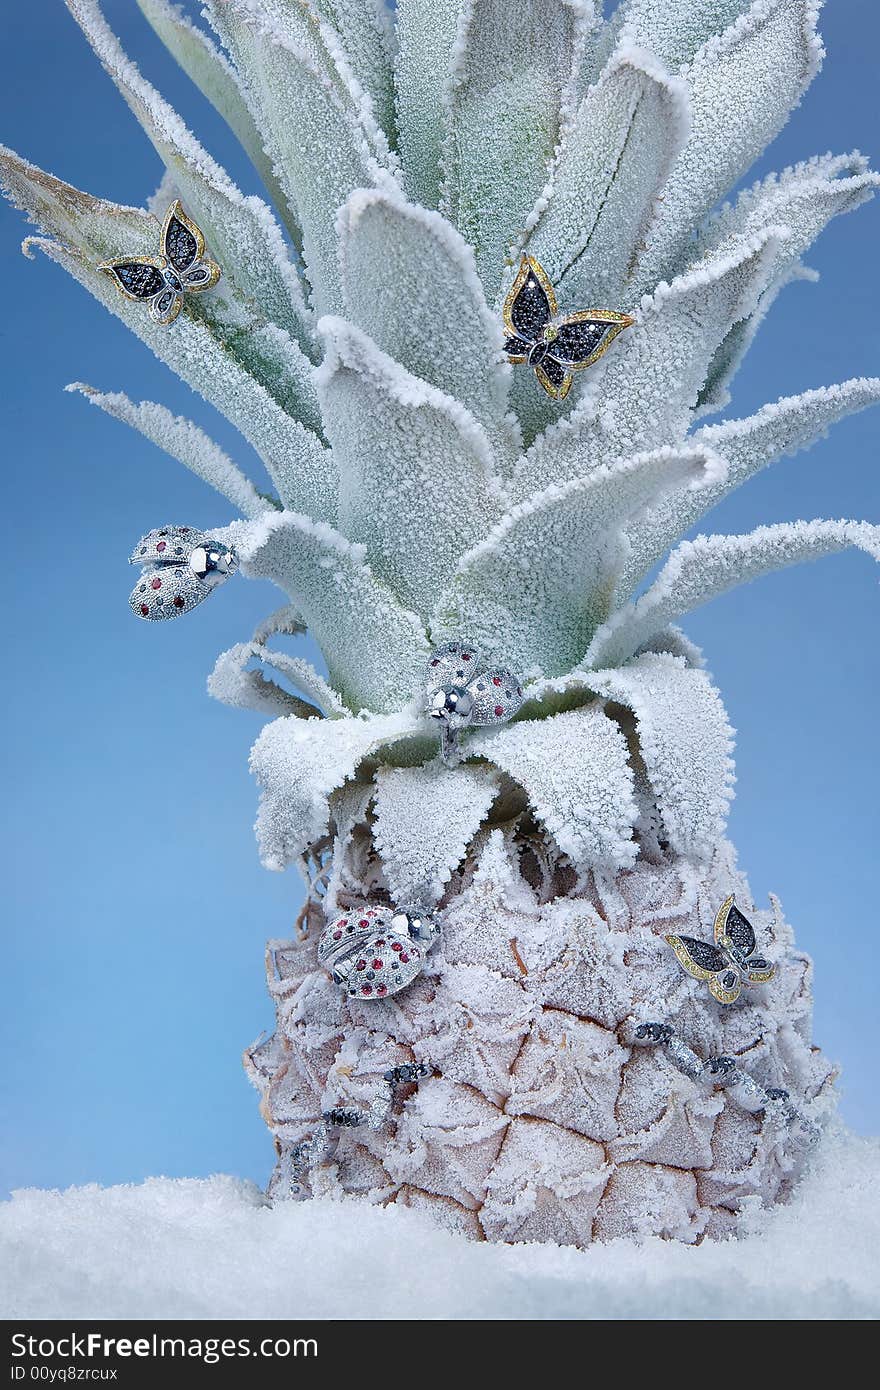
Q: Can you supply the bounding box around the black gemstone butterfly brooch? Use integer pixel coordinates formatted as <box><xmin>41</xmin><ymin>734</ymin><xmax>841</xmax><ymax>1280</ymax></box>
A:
<box><xmin>502</xmin><ymin>255</ymin><xmax>634</xmax><ymax>400</ymax></box>
<box><xmin>666</xmin><ymin>895</ymin><xmax>776</xmax><ymax>1005</ymax></box>
<box><xmin>99</xmin><ymin>201</ymin><xmax>220</xmax><ymax>325</ymax></box>
<box><xmin>129</xmin><ymin>526</ymin><xmax>238</xmax><ymax>621</ymax></box>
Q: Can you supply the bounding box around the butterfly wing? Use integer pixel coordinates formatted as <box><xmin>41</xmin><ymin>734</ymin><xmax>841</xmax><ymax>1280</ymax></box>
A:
<box><xmin>129</xmin><ymin>526</ymin><xmax>205</xmax><ymax>567</ymax></box>
<box><xmin>503</xmin><ymin>256</ymin><xmax>556</xmax><ymax>346</ymax></box>
<box><xmin>150</xmin><ymin>287</ymin><xmax>183</xmax><ymax>324</ymax></box>
<box><xmin>425</xmin><ymin>640</ymin><xmax>482</xmax><ymax>698</ymax></box>
<box><xmin>129</xmin><ymin>562</ymin><xmax>209</xmax><ymax>620</ymax></box>
<box><xmin>534</xmin><ymin>355</ymin><xmax>573</xmax><ymax>400</ymax></box>
<box><xmin>666</xmin><ymin>934</ymin><xmax>728</xmax><ymax>980</ymax></box>
<box><xmin>709</xmin><ymin>968</ymin><xmax>743</xmax><ymax>1005</ymax></box>
<box><xmin>161</xmin><ymin>201</ymin><xmax>220</xmax><ymax>293</ymax></box>
<box><xmin>180</xmin><ymin>262</ymin><xmax>220</xmax><ymax>293</ymax></box>
<box><xmin>714</xmin><ymin>895</ymin><xmax>757</xmax><ymax>956</ymax></box>
<box><xmin>161</xmin><ymin>201</ymin><xmax>204</xmax><ymax>272</ymax></box>
<box><xmin>745</xmin><ymin>958</ymin><xmax>776</xmax><ymax>985</ymax></box>
<box><xmin>547</xmin><ymin>310</ymin><xmax>634</xmax><ymax>371</ymax></box>
<box><xmin>98</xmin><ymin>258</ymin><xmax>166</xmax><ymax>302</ymax></box>
<box><xmin>465</xmin><ymin>667</ymin><xmax>525</xmax><ymax>726</ymax></box>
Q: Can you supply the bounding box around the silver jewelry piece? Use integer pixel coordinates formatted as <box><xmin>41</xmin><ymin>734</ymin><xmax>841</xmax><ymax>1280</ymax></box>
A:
<box><xmin>277</xmin><ymin>1063</ymin><xmax>435</xmax><ymax>1200</ymax></box>
<box><xmin>129</xmin><ymin>525</ymin><xmax>238</xmax><ymax>621</ymax></box>
<box><xmin>665</xmin><ymin>895</ymin><xmax>776</xmax><ymax>1004</ymax></box>
<box><xmin>633</xmin><ymin>1022</ymin><xmax>820</xmax><ymax>1146</ymax></box>
<box><xmin>318</xmin><ymin>905</ymin><xmax>439</xmax><ymax>1000</ymax></box>
<box><xmin>424</xmin><ymin>639</ymin><xmax>525</xmax><ymax>765</ymax></box>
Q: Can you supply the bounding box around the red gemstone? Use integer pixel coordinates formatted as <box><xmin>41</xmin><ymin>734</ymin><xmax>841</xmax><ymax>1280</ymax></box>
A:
<box><xmin>494</xmin><ymin>705</ymin><xmax>504</xmax><ymax>717</ymax></box>
<box><xmin>337</xmin><ymin>919</ymin><xmax>347</xmax><ymax>929</ymax></box>
<box><xmin>392</xmin><ymin>942</ymin><xmax>402</xmax><ymax>952</ymax></box>
<box><xmin>156</xmin><ymin>541</ymin><xmax>167</xmax><ymax>553</ymax></box>
<box><xmin>361</xmin><ymin>985</ymin><xmax>373</xmax><ymax>995</ymax></box>
<box><xmin>359</xmin><ymin>918</ymin><xmax>369</xmax><ymax>928</ymax></box>
<box><xmin>492</xmin><ymin>676</ymin><xmax>502</xmax><ymax>686</ymax></box>
<box><xmin>374</xmin><ymin>939</ymin><xmax>386</xmax><ymax>947</ymax></box>
<box><xmin>376</xmin><ymin>985</ymin><xmax>387</xmax><ymax>996</ymax></box>
<box><xmin>332</xmin><ymin>930</ymin><xmax>342</xmax><ymax>940</ymax></box>
<box><xmin>173</xmin><ymin>596</ymin><xmax>185</xmax><ymax>609</ymax></box>
<box><xmin>139</xmin><ymin>603</ymin><xmax>149</xmax><ymax>616</ymax></box>
<box><xmin>356</xmin><ymin>960</ymin><xmax>367</xmax><ymax>971</ymax></box>
<box><xmin>372</xmin><ymin>959</ymin><xmax>384</xmax><ymax>971</ymax></box>
<box><xmin>151</xmin><ymin>577</ymin><xmax>162</xmax><ymax>590</ymax></box>
<box><xmin>399</xmin><ymin>953</ymin><xmax>409</xmax><ymax>964</ymax></box>
<box><xmin>462</xmin><ymin>652</ymin><xmax>471</xmax><ymax>661</ymax></box>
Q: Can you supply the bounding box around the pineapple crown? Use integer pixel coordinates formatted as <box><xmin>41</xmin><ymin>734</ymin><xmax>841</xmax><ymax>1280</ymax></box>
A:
<box><xmin>2</xmin><ymin>0</ymin><xmax>879</xmax><ymax>891</ymax></box>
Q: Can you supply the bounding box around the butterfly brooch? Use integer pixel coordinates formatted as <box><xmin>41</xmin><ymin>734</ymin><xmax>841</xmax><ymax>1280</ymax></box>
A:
<box><xmin>99</xmin><ymin>201</ymin><xmax>220</xmax><ymax>325</ymax></box>
<box><xmin>424</xmin><ymin>639</ymin><xmax>525</xmax><ymax>763</ymax></box>
<box><xmin>502</xmin><ymin>255</ymin><xmax>634</xmax><ymax>400</ymax></box>
<box><xmin>319</xmin><ymin>906</ymin><xmax>439</xmax><ymax>1000</ymax></box>
<box><xmin>129</xmin><ymin>525</ymin><xmax>238</xmax><ymax>621</ymax></box>
<box><xmin>666</xmin><ymin>895</ymin><xmax>776</xmax><ymax>1005</ymax></box>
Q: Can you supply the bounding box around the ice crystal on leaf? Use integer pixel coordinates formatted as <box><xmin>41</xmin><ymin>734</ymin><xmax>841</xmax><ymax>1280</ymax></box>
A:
<box><xmin>4</xmin><ymin>0</ymin><xmax>879</xmax><ymax>1247</ymax></box>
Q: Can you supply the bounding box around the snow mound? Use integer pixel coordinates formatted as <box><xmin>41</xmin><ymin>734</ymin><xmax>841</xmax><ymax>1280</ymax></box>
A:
<box><xmin>2</xmin><ymin>1127</ymin><xmax>878</xmax><ymax>1320</ymax></box>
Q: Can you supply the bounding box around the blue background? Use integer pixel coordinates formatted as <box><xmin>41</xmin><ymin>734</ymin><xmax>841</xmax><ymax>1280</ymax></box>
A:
<box><xmin>1</xmin><ymin>1</ymin><xmax>878</xmax><ymax>1197</ymax></box>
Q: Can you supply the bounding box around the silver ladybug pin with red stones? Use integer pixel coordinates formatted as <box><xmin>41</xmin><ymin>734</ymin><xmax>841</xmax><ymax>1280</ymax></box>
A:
<box><xmin>424</xmin><ymin>639</ymin><xmax>525</xmax><ymax>764</ymax></box>
<box><xmin>129</xmin><ymin>525</ymin><xmax>238</xmax><ymax>621</ymax></box>
<box><xmin>319</xmin><ymin>906</ymin><xmax>439</xmax><ymax>1000</ymax></box>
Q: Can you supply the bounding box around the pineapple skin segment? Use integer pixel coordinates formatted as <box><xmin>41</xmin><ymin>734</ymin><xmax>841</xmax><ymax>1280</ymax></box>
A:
<box><xmin>250</xmin><ymin>836</ymin><xmax>834</xmax><ymax>1246</ymax></box>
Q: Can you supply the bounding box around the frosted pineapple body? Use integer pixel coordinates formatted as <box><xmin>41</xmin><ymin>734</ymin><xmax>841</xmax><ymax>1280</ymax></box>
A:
<box><xmin>252</xmin><ymin>824</ymin><xmax>833</xmax><ymax>1247</ymax></box>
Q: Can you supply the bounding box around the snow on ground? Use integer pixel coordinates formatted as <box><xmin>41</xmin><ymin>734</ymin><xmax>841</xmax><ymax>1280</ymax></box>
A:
<box><xmin>2</xmin><ymin>1126</ymin><xmax>878</xmax><ymax>1320</ymax></box>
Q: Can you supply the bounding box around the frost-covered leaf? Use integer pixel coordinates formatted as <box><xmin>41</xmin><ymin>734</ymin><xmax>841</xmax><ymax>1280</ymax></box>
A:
<box><xmin>594</xmin><ymin>0</ymin><xmax>753</xmax><ymax>73</ymax></box>
<box><xmin>587</xmin><ymin>520</ymin><xmax>880</xmax><ymax>669</ymax></box>
<box><xmin>693</xmin><ymin>261</ymin><xmax>815</xmax><ymax>419</ymax></box>
<box><xmin>373</xmin><ymin>761</ymin><xmax>500</xmax><ymax>904</ymax></box>
<box><xmin>634</xmin><ymin>0</ymin><xmax>824</xmax><ymax>290</ymax></box>
<box><xmin>511</xmin><ymin>226</ymin><xmax>785</xmax><ymax>501</ymax></box>
<box><xmin>589</xmin><ymin>653</ymin><xmax>735</xmax><ymax>861</ymax></box>
<box><xmin>522</xmin><ymin>45</ymin><xmax>689</xmax><ymax>310</ymax></box>
<box><xmin>685</xmin><ymin>155</ymin><xmax>879</xmax><ymax>412</ymax></box>
<box><xmin>205</xmin><ymin>0</ymin><xmax>397</xmax><ymax>314</ymax></box>
<box><xmin>232</xmin><ymin>511</ymin><xmax>431</xmax><ymax>712</ymax></box>
<box><xmin>318</xmin><ymin>0</ymin><xmax>397</xmax><ymax>140</ymax></box>
<box><xmin>441</xmin><ymin>0</ymin><xmax>589</xmax><ymax>295</ymax></box>
<box><xmin>67</xmin><ymin>0</ymin><xmax>314</xmax><ymax>355</ymax></box>
<box><xmin>0</xmin><ymin>141</ymin><xmax>320</xmax><ymax>441</ymax></box>
<box><xmin>134</xmin><ymin>0</ymin><xmax>299</xmax><ymax>243</ymax></box>
<box><xmin>66</xmin><ymin>383</ymin><xmax>272</xmax><ymax>519</ymax></box>
<box><xmin>251</xmin><ymin>707</ymin><xmax>425</xmax><ymax>871</ymax></box>
<box><xmin>317</xmin><ymin>317</ymin><xmax>505</xmax><ymax>619</ymax></box>
<box><xmin>337</xmin><ymin>189</ymin><xmax>517</xmax><ymax>461</ymax></box>
<box><xmin>619</xmin><ymin>378</ymin><xmax>880</xmax><ymax>599</ymax></box>
<box><xmin>208</xmin><ymin>642</ymin><xmax>325</xmax><ymax>719</ymax></box>
<box><xmin>694</xmin><ymin>152</ymin><xmax>878</xmax><ymax>265</ymax></box>
<box><xmin>209</xmin><ymin>639</ymin><xmax>347</xmax><ymax>718</ymax></box>
<box><xmin>436</xmin><ymin>446</ymin><xmax>723</xmax><ymax>678</ymax></box>
<box><xmin>9</xmin><ymin>194</ymin><xmax>331</xmax><ymax>519</ymax></box>
<box><xmin>469</xmin><ymin>705</ymin><xmax>638</xmax><ymax>873</ymax></box>
<box><xmin>394</xmin><ymin>0</ymin><xmax>466</xmax><ymax>207</ymax></box>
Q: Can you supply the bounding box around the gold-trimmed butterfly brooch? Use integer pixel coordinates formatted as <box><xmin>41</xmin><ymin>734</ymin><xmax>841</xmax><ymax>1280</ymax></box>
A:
<box><xmin>99</xmin><ymin>201</ymin><xmax>220</xmax><ymax>325</ymax></box>
<box><xmin>666</xmin><ymin>895</ymin><xmax>776</xmax><ymax>1005</ymax></box>
<box><xmin>502</xmin><ymin>255</ymin><xmax>634</xmax><ymax>400</ymax></box>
